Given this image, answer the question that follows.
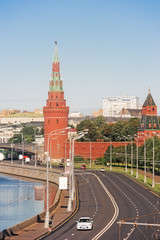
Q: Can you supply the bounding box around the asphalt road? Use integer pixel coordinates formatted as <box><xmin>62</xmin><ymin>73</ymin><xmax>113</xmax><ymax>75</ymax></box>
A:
<box><xmin>3</xmin><ymin>161</ymin><xmax>160</xmax><ymax>240</ymax></box>
<box><xmin>43</xmin><ymin>170</ymin><xmax>160</xmax><ymax>240</ymax></box>
<box><xmin>96</xmin><ymin>171</ymin><xmax>160</xmax><ymax>240</ymax></box>
<box><xmin>43</xmin><ymin>171</ymin><xmax>117</xmax><ymax>240</ymax></box>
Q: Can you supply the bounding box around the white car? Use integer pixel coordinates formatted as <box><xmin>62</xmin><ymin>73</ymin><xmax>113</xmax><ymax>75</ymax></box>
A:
<box><xmin>100</xmin><ymin>168</ymin><xmax>105</xmax><ymax>172</ymax></box>
<box><xmin>76</xmin><ymin>217</ymin><xmax>93</xmax><ymax>230</ymax></box>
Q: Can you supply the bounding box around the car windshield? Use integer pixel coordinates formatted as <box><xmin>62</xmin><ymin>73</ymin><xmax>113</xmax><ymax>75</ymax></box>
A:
<box><xmin>79</xmin><ymin>218</ymin><xmax>90</xmax><ymax>222</ymax></box>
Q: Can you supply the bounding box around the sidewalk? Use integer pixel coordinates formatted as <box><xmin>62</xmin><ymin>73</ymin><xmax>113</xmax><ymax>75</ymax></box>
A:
<box><xmin>5</xmin><ymin>189</ymin><xmax>76</xmax><ymax>240</ymax></box>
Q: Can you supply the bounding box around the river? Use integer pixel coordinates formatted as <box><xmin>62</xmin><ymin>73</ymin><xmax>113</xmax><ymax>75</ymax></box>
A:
<box><xmin>0</xmin><ymin>173</ymin><xmax>44</xmax><ymax>231</ymax></box>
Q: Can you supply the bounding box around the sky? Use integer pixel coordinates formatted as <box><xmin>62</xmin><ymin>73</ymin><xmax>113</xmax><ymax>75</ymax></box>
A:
<box><xmin>0</xmin><ymin>0</ymin><xmax>160</xmax><ymax>115</ymax></box>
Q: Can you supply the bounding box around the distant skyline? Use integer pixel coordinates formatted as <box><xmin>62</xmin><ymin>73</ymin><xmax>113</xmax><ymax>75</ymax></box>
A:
<box><xmin>0</xmin><ymin>0</ymin><xmax>160</xmax><ymax>115</ymax></box>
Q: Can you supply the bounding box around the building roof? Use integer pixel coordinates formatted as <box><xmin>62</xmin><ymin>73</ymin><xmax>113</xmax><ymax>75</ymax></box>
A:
<box><xmin>118</xmin><ymin>108</ymin><xmax>142</xmax><ymax>118</ymax></box>
<box><xmin>143</xmin><ymin>92</ymin><xmax>156</xmax><ymax>106</ymax></box>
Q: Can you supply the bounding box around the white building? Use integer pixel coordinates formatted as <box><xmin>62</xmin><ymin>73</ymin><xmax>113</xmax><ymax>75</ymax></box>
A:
<box><xmin>103</xmin><ymin>96</ymin><xmax>140</xmax><ymax>117</ymax></box>
<box><xmin>68</xmin><ymin>112</ymin><xmax>83</xmax><ymax>118</ymax></box>
<box><xmin>0</xmin><ymin>117</ymin><xmax>44</xmax><ymax>124</ymax></box>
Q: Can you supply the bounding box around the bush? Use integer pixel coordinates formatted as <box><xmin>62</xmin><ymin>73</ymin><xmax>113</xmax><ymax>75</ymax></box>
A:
<box><xmin>94</xmin><ymin>158</ymin><xmax>104</xmax><ymax>165</ymax></box>
<box><xmin>74</xmin><ymin>155</ymin><xmax>84</xmax><ymax>163</ymax></box>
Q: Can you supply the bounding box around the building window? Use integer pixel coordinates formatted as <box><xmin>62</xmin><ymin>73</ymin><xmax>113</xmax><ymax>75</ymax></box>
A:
<box><xmin>56</xmin><ymin>119</ymin><xmax>59</xmax><ymax>124</ymax></box>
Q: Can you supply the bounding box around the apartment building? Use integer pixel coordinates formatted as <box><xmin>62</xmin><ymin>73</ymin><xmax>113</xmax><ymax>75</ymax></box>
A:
<box><xmin>103</xmin><ymin>96</ymin><xmax>139</xmax><ymax>117</ymax></box>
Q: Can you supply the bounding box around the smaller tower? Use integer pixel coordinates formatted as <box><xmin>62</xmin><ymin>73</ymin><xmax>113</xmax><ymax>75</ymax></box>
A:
<box><xmin>137</xmin><ymin>89</ymin><xmax>160</xmax><ymax>139</ymax></box>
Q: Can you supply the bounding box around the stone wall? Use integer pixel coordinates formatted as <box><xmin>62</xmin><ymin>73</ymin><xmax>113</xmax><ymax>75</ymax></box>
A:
<box><xmin>0</xmin><ymin>163</ymin><xmax>63</xmax><ymax>240</ymax></box>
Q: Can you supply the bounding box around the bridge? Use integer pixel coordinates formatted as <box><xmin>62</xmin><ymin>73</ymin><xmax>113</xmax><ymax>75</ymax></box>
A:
<box><xmin>0</xmin><ymin>143</ymin><xmax>44</xmax><ymax>161</ymax></box>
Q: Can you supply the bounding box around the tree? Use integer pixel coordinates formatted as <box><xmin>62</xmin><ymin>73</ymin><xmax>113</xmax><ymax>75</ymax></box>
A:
<box><xmin>102</xmin><ymin>124</ymin><xmax>113</xmax><ymax>140</ymax></box>
<box><xmin>9</xmin><ymin>126</ymin><xmax>40</xmax><ymax>144</ymax></box>
<box><xmin>111</xmin><ymin>121</ymin><xmax>124</xmax><ymax>141</ymax></box>
<box><xmin>76</xmin><ymin>119</ymin><xmax>101</xmax><ymax>141</ymax></box>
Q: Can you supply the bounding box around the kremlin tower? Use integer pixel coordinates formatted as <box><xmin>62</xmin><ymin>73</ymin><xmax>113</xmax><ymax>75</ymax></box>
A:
<box><xmin>43</xmin><ymin>42</ymin><xmax>69</xmax><ymax>162</ymax></box>
<box><xmin>137</xmin><ymin>90</ymin><xmax>160</xmax><ymax>140</ymax></box>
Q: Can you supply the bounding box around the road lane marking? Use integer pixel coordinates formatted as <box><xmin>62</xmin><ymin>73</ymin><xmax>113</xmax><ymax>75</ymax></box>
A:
<box><xmin>83</xmin><ymin>173</ymin><xmax>120</xmax><ymax>240</ymax></box>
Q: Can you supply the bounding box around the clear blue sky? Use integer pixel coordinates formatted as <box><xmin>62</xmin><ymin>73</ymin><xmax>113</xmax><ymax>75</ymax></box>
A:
<box><xmin>0</xmin><ymin>0</ymin><xmax>160</xmax><ymax>114</ymax></box>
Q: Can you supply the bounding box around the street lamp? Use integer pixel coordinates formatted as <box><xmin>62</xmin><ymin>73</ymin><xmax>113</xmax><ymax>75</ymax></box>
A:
<box><xmin>22</xmin><ymin>130</ymin><xmax>24</xmax><ymax>165</ymax></box>
<box><xmin>131</xmin><ymin>138</ymin><xmax>133</xmax><ymax>175</ymax></box>
<box><xmin>83</xmin><ymin>136</ymin><xmax>92</xmax><ymax>168</ymax></box>
<box><xmin>34</xmin><ymin>128</ymin><xmax>37</xmax><ymax>167</ymax></box>
<box><xmin>71</xmin><ymin>130</ymin><xmax>88</xmax><ymax>200</ymax></box>
<box><xmin>50</xmin><ymin>137</ymin><xmax>56</xmax><ymax>168</ymax></box>
<box><xmin>127</xmin><ymin>135</ymin><xmax>133</xmax><ymax>175</ymax></box>
<box><xmin>144</xmin><ymin>138</ymin><xmax>147</xmax><ymax>183</ymax></box>
<box><xmin>110</xmin><ymin>138</ymin><xmax>112</xmax><ymax>171</ymax></box>
<box><xmin>152</xmin><ymin>132</ymin><xmax>156</xmax><ymax>188</ymax></box>
<box><xmin>141</xmin><ymin>133</ymin><xmax>147</xmax><ymax>183</ymax></box>
<box><xmin>67</xmin><ymin>130</ymin><xmax>88</xmax><ymax>211</ymax></box>
<box><xmin>123</xmin><ymin>136</ymin><xmax>128</xmax><ymax>173</ymax></box>
<box><xmin>104</xmin><ymin>136</ymin><xmax>112</xmax><ymax>170</ymax></box>
<box><xmin>67</xmin><ymin>135</ymin><xmax>72</xmax><ymax>212</ymax></box>
<box><xmin>65</xmin><ymin>138</ymin><xmax>69</xmax><ymax>163</ymax></box>
<box><xmin>44</xmin><ymin>126</ymin><xmax>70</xmax><ymax>228</ymax></box>
<box><xmin>11</xmin><ymin>138</ymin><xmax>18</xmax><ymax>164</ymax></box>
<box><xmin>152</xmin><ymin>136</ymin><xmax>155</xmax><ymax>188</ymax></box>
<box><xmin>134</xmin><ymin>135</ymin><xmax>140</xmax><ymax>179</ymax></box>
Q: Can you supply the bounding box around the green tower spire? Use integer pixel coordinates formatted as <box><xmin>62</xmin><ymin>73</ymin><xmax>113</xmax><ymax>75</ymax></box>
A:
<box><xmin>49</xmin><ymin>41</ymin><xmax>63</xmax><ymax>92</ymax></box>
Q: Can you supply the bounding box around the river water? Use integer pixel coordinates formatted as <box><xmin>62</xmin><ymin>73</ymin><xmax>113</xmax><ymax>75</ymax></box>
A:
<box><xmin>0</xmin><ymin>173</ymin><xmax>44</xmax><ymax>231</ymax></box>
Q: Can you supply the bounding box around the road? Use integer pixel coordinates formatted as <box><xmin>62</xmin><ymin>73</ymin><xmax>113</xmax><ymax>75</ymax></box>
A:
<box><xmin>42</xmin><ymin>171</ymin><xmax>118</xmax><ymax>240</ymax></box>
<box><xmin>42</xmin><ymin>170</ymin><xmax>160</xmax><ymax>240</ymax></box>
<box><xmin>96</xmin><ymin>171</ymin><xmax>160</xmax><ymax>240</ymax></box>
<box><xmin>3</xmin><ymin>161</ymin><xmax>160</xmax><ymax>240</ymax></box>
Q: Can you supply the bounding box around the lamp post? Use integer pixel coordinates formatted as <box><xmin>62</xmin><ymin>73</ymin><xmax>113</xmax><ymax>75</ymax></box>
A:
<box><xmin>118</xmin><ymin>136</ymin><xmax>128</xmax><ymax>172</ymax></box>
<box><xmin>83</xmin><ymin>136</ymin><xmax>92</xmax><ymax>168</ymax></box>
<box><xmin>44</xmin><ymin>126</ymin><xmax>70</xmax><ymax>228</ymax></box>
<box><xmin>136</xmin><ymin>139</ymin><xmax>138</xmax><ymax>179</ymax></box>
<box><xmin>69</xmin><ymin>130</ymin><xmax>89</xmax><ymax>207</ymax></box>
<box><xmin>49</xmin><ymin>137</ymin><xmax>57</xmax><ymax>168</ymax></box>
<box><xmin>128</xmin><ymin>136</ymin><xmax>133</xmax><ymax>175</ymax></box>
<box><xmin>134</xmin><ymin>135</ymin><xmax>139</xmax><ymax>179</ymax></box>
<box><xmin>104</xmin><ymin>136</ymin><xmax>112</xmax><ymax>170</ymax></box>
<box><xmin>141</xmin><ymin>133</ymin><xmax>147</xmax><ymax>183</ymax></box>
<box><xmin>152</xmin><ymin>134</ymin><xmax>155</xmax><ymax>188</ymax></box>
<box><xmin>123</xmin><ymin>136</ymin><xmax>128</xmax><ymax>173</ymax></box>
<box><xmin>22</xmin><ymin>130</ymin><xmax>24</xmax><ymax>165</ymax></box>
<box><xmin>131</xmin><ymin>137</ymin><xmax>133</xmax><ymax>175</ymax></box>
<box><xmin>57</xmin><ymin>141</ymin><xmax>60</xmax><ymax>163</ymax></box>
<box><xmin>110</xmin><ymin>138</ymin><xmax>112</xmax><ymax>171</ymax></box>
<box><xmin>34</xmin><ymin>128</ymin><xmax>37</xmax><ymax>167</ymax></box>
<box><xmin>67</xmin><ymin>137</ymin><xmax>72</xmax><ymax>211</ymax></box>
<box><xmin>11</xmin><ymin>138</ymin><xmax>18</xmax><ymax>164</ymax></box>
<box><xmin>144</xmin><ymin>138</ymin><xmax>147</xmax><ymax>183</ymax></box>
<box><xmin>71</xmin><ymin>131</ymin><xmax>88</xmax><ymax>201</ymax></box>
<box><xmin>89</xmin><ymin>141</ymin><xmax>91</xmax><ymax>168</ymax></box>
<box><xmin>65</xmin><ymin>138</ymin><xmax>69</xmax><ymax>163</ymax></box>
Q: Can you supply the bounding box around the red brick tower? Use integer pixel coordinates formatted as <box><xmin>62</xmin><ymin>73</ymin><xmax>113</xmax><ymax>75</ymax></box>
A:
<box><xmin>137</xmin><ymin>89</ymin><xmax>160</xmax><ymax>141</ymax></box>
<box><xmin>43</xmin><ymin>41</ymin><xmax>69</xmax><ymax>162</ymax></box>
